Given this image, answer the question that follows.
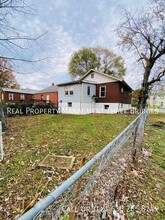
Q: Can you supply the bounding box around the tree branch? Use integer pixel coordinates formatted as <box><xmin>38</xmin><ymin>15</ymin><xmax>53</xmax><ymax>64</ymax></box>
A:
<box><xmin>148</xmin><ymin>69</ymin><xmax>165</xmax><ymax>86</ymax></box>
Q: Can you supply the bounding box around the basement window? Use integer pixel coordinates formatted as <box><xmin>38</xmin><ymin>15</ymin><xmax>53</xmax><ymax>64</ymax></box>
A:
<box><xmin>68</xmin><ymin>102</ymin><xmax>72</xmax><ymax>107</ymax></box>
<box><xmin>104</xmin><ymin>105</ymin><xmax>109</xmax><ymax>109</ymax></box>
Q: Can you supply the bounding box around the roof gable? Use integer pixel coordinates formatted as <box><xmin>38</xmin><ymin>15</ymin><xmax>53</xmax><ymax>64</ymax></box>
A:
<box><xmin>57</xmin><ymin>69</ymin><xmax>132</xmax><ymax>91</ymax></box>
<box><xmin>79</xmin><ymin>69</ymin><xmax>121</xmax><ymax>82</ymax></box>
<box><xmin>35</xmin><ymin>84</ymin><xmax>58</xmax><ymax>94</ymax></box>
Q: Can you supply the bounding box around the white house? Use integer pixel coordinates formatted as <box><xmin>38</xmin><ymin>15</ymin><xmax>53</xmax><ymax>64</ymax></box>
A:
<box><xmin>57</xmin><ymin>69</ymin><xmax>132</xmax><ymax>114</ymax></box>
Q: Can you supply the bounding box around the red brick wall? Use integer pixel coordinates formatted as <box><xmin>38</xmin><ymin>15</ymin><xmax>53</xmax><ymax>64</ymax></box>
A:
<box><xmin>96</xmin><ymin>82</ymin><xmax>132</xmax><ymax>104</ymax></box>
<box><xmin>35</xmin><ymin>92</ymin><xmax>58</xmax><ymax>106</ymax></box>
<box><xmin>2</xmin><ymin>91</ymin><xmax>34</xmax><ymax>103</ymax></box>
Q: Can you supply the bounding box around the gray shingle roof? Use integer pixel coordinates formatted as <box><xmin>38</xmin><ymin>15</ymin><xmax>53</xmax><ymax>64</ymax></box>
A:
<box><xmin>2</xmin><ymin>88</ymin><xmax>38</xmax><ymax>94</ymax></box>
<box><xmin>35</xmin><ymin>85</ymin><xmax>58</xmax><ymax>94</ymax></box>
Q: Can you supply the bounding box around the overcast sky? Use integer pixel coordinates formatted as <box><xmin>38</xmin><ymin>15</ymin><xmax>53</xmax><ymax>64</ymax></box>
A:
<box><xmin>13</xmin><ymin>0</ymin><xmax>151</xmax><ymax>90</ymax></box>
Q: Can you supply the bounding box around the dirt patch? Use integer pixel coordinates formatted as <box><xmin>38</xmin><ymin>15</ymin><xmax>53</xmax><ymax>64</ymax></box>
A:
<box><xmin>38</xmin><ymin>154</ymin><xmax>75</xmax><ymax>170</ymax></box>
<box><xmin>152</xmin><ymin>121</ymin><xmax>165</xmax><ymax>128</ymax></box>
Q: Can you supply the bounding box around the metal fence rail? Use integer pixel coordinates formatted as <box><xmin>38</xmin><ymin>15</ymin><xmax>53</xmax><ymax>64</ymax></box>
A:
<box><xmin>17</xmin><ymin>110</ymin><xmax>147</xmax><ymax>220</ymax></box>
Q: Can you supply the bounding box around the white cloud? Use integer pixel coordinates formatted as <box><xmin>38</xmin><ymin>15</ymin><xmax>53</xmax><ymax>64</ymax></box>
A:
<box><xmin>15</xmin><ymin>26</ymin><xmax>79</xmax><ymax>89</ymax></box>
<box><xmin>11</xmin><ymin>0</ymin><xmax>151</xmax><ymax>90</ymax></box>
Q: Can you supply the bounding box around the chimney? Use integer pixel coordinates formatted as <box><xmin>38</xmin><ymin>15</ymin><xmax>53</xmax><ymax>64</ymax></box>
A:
<box><xmin>52</xmin><ymin>82</ymin><xmax>54</xmax><ymax>86</ymax></box>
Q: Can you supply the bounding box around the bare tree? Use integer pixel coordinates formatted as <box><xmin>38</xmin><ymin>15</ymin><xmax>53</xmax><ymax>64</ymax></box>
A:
<box><xmin>0</xmin><ymin>0</ymin><xmax>45</xmax><ymax>72</ymax></box>
<box><xmin>117</xmin><ymin>0</ymin><xmax>165</xmax><ymax>109</ymax></box>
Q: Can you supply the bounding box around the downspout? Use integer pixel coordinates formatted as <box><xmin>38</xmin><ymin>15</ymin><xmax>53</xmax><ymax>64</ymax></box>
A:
<box><xmin>80</xmin><ymin>82</ymin><xmax>82</xmax><ymax>115</ymax></box>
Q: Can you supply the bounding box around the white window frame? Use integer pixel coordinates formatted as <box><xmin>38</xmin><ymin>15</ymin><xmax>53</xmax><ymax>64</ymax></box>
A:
<box><xmin>99</xmin><ymin>86</ymin><xmax>106</xmax><ymax>98</ymax></box>
<box><xmin>69</xmin><ymin>87</ymin><xmax>73</xmax><ymax>95</ymax></box>
<box><xmin>20</xmin><ymin>94</ymin><xmax>25</xmax><ymax>100</ymax></box>
<box><xmin>46</xmin><ymin>94</ymin><xmax>49</xmax><ymax>101</ymax></box>
<box><xmin>65</xmin><ymin>86</ymin><xmax>73</xmax><ymax>96</ymax></box>
<box><xmin>8</xmin><ymin>93</ymin><xmax>14</xmax><ymax>101</ymax></box>
<box><xmin>65</xmin><ymin>87</ymin><xmax>69</xmax><ymax>96</ymax></box>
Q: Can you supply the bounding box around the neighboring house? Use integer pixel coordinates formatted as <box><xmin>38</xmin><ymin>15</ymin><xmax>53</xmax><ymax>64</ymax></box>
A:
<box><xmin>34</xmin><ymin>83</ymin><xmax>58</xmax><ymax>106</ymax></box>
<box><xmin>0</xmin><ymin>88</ymin><xmax>37</xmax><ymax>103</ymax></box>
<box><xmin>148</xmin><ymin>93</ymin><xmax>165</xmax><ymax>108</ymax></box>
<box><xmin>58</xmin><ymin>69</ymin><xmax>132</xmax><ymax>114</ymax></box>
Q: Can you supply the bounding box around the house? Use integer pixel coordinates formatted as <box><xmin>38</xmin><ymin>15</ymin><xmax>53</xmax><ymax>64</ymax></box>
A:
<box><xmin>34</xmin><ymin>83</ymin><xmax>58</xmax><ymax>107</ymax></box>
<box><xmin>58</xmin><ymin>69</ymin><xmax>132</xmax><ymax>114</ymax></box>
<box><xmin>0</xmin><ymin>88</ymin><xmax>37</xmax><ymax>104</ymax></box>
<box><xmin>148</xmin><ymin>91</ymin><xmax>165</xmax><ymax>108</ymax></box>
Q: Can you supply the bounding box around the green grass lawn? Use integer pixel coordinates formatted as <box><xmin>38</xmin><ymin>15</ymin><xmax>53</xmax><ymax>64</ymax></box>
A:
<box><xmin>120</xmin><ymin>113</ymin><xmax>165</xmax><ymax>220</ymax></box>
<box><xmin>0</xmin><ymin>113</ymin><xmax>135</xmax><ymax>219</ymax></box>
<box><xmin>0</xmin><ymin>113</ymin><xmax>164</xmax><ymax>219</ymax></box>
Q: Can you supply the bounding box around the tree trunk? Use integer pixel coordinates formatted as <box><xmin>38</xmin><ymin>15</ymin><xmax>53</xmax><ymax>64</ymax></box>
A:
<box><xmin>137</xmin><ymin>65</ymin><xmax>151</xmax><ymax>110</ymax></box>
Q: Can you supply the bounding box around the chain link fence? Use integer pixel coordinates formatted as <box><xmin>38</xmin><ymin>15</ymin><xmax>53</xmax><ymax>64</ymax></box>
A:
<box><xmin>18</xmin><ymin>110</ymin><xmax>147</xmax><ymax>220</ymax></box>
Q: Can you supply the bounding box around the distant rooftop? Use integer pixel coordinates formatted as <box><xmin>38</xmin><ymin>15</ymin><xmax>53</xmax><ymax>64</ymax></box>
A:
<box><xmin>2</xmin><ymin>87</ymin><xmax>38</xmax><ymax>94</ymax></box>
<box><xmin>35</xmin><ymin>83</ymin><xmax>58</xmax><ymax>94</ymax></box>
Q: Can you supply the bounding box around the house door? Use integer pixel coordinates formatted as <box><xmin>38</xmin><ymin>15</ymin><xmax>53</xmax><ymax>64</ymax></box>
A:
<box><xmin>46</xmin><ymin>95</ymin><xmax>49</xmax><ymax>104</ymax></box>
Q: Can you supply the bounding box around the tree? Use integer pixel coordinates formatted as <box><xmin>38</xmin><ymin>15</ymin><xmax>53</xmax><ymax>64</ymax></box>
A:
<box><xmin>0</xmin><ymin>0</ymin><xmax>44</xmax><ymax>69</ymax></box>
<box><xmin>117</xmin><ymin>0</ymin><xmax>165</xmax><ymax>109</ymax></box>
<box><xmin>68</xmin><ymin>48</ymin><xmax>99</xmax><ymax>78</ymax></box>
<box><xmin>0</xmin><ymin>58</ymin><xmax>20</xmax><ymax>89</ymax></box>
<box><xmin>68</xmin><ymin>47</ymin><xmax>126</xmax><ymax>78</ymax></box>
<box><xmin>92</xmin><ymin>47</ymin><xmax>126</xmax><ymax>78</ymax></box>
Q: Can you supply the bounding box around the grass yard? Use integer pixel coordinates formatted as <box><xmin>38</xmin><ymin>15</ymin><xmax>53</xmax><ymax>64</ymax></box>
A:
<box><xmin>114</xmin><ymin>113</ymin><xmax>165</xmax><ymax>219</ymax></box>
<box><xmin>0</xmin><ymin>113</ymin><xmax>135</xmax><ymax>219</ymax></box>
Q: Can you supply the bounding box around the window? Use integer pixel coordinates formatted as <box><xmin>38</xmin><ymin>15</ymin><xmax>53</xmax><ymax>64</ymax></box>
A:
<box><xmin>8</xmin><ymin>93</ymin><xmax>14</xmax><ymax>101</ymax></box>
<box><xmin>91</xmin><ymin>73</ymin><xmax>94</xmax><ymax>78</ymax></box>
<box><xmin>20</xmin><ymin>94</ymin><xmax>25</xmax><ymax>100</ymax></box>
<box><xmin>68</xmin><ymin>102</ymin><xmax>72</xmax><ymax>107</ymax></box>
<box><xmin>104</xmin><ymin>105</ymin><xmax>109</xmax><ymax>109</ymax></box>
<box><xmin>46</xmin><ymin>95</ymin><xmax>49</xmax><ymax>100</ymax></box>
<box><xmin>121</xmin><ymin>103</ymin><xmax>123</xmax><ymax>108</ymax></box>
<box><xmin>87</xmin><ymin>86</ymin><xmax>91</xmax><ymax>96</ymax></box>
<box><xmin>70</xmin><ymin>87</ymin><xmax>73</xmax><ymax>95</ymax></box>
<box><xmin>121</xmin><ymin>87</ymin><xmax>124</xmax><ymax>93</ymax></box>
<box><xmin>65</xmin><ymin>86</ymin><xmax>73</xmax><ymax>95</ymax></box>
<box><xmin>99</xmin><ymin>86</ymin><xmax>106</xmax><ymax>97</ymax></box>
<box><xmin>65</xmin><ymin>87</ymin><xmax>69</xmax><ymax>95</ymax></box>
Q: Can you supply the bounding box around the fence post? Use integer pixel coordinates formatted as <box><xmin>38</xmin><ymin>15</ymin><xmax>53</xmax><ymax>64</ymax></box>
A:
<box><xmin>69</xmin><ymin>158</ymin><xmax>86</xmax><ymax>220</ymax></box>
<box><xmin>132</xmin><ymin>117</ymin><xmax>140</xmax><ymax>163</ymax></box>
<box><xmin>0</xmin><ymin>121</ymin><xmax>3</xmax><ymax>160</ymax></box>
